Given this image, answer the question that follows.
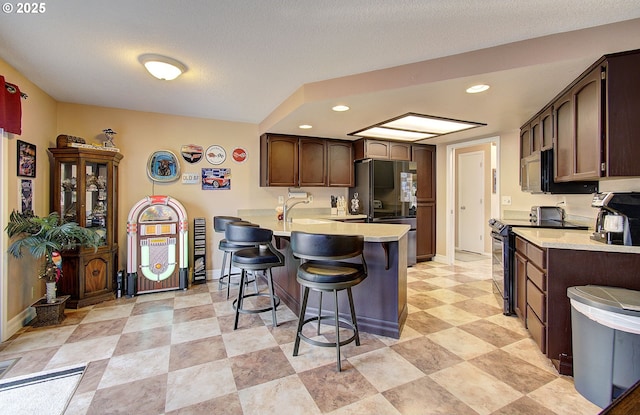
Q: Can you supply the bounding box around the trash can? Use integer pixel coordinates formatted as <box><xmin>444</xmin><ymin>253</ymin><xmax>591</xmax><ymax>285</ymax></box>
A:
<box><xmin>567</xmin><ymin>285</ymin><xmax>640</xmax><ymax>408</ymax></box>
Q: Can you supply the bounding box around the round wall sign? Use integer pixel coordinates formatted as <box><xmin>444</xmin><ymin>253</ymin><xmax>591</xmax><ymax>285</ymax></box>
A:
<box><xmin>232</xmin><ymin>147</ymin><xmax>248</xmax><ymax>163</ymax></box>
<box><xmin>205</xmin><ymin>145</ymin><xmax>226</xmax><ymax>165</ymax></box>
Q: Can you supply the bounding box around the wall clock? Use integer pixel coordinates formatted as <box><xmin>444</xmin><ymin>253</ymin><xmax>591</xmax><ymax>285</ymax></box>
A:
<box><xmin>147</xmin><ymin>150</ymin><xmax>181</xmax><ymax>182</ymax></box>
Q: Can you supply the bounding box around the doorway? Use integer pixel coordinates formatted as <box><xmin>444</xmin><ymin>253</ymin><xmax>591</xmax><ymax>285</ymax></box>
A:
<box><xmin>457</xmin><ymin>151</ymin><xmax>484</xmax><ymax>254</ymax></box>
<box><xmin>445</xmin><ymin>136</ymin><xmax>500</xmax><ymax>264</ymax></box>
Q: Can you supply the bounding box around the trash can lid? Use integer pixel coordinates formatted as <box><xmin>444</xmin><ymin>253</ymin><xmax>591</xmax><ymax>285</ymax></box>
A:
<box><xmin>568</xmin><ymin>285</ymin><xmax>640</xmax><ymax>316</ymax></box>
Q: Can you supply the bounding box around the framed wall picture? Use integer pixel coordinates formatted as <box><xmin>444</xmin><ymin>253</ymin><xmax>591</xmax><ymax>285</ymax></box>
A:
<box><xmin>147</xmin><ymin>150</ymin><xmax>181</xmax><ymax>182</ymax></box>
<box><xmin>17</xmin><ymin>140</ymin><xmax>36</xmax><ymax>177</ymax></box>
<box><xmin>19</xmin><ymin>179</ymin><xmax>33</xmax><ymax>213</ymax></box>
<box><xmin>202</xmin><ymin>168</ymin><xmax>231</xmax><ymax>190</ymax></box>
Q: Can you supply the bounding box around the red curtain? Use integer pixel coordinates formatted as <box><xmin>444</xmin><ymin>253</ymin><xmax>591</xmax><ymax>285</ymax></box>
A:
<box><xmin>0</xmin><ymin>75</ymin><xmax>22</xmax><ymax>135</ymax></box>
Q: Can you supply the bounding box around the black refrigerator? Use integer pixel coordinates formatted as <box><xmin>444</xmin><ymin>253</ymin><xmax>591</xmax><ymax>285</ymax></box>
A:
<box><xmin>349</xmin><ymin>159</ymin><xmax>417</xmax><ymax>265</ymax></box>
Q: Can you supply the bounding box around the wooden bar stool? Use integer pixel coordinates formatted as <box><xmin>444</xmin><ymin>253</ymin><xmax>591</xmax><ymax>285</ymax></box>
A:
<box><xmin>290</xmin><ymin>231</ymin><xmax>367</xmax><ymax>371</ymax></box>
<box><xmin>226</xmin><ymin>223</ymin><xmax>284</xmax><ymax>330</ymax></box>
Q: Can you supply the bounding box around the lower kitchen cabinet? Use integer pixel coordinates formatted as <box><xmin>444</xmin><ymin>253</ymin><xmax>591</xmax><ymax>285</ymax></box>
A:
<box><xmin>515</xmin><ymin>235</ymin><xmax>640</xmax><ymax>375</ymax></box>
<box><xmin>416</xmin><ymin>202</ymin><xmax>435</xmax><ymax>261</ymax></box>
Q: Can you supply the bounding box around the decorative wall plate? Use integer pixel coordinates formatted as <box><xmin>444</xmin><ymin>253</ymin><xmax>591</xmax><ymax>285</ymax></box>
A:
<box><xmin>231</xmin><ymin>147</ymin><xmax>248</xmax><ymax>163</ymax></box>
<box><xmin>180</xmin><ymin>144</ymin><xmax>203</xmax><ymax>164</ymax></box>
<box><xmin>205</xmin><ymin>145</ymin><xmax>226</xmax><ymax>165</ymax></box>
<box><xmin>147</xmin><ymin>150</ymin><xmax>181</xmax><ymax>182</ymax></box>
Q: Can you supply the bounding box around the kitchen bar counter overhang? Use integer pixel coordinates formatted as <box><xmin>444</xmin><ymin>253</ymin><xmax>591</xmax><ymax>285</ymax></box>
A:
<box><xmin>241</xmin><ymin>216</ymin><xmax>411</xmax><ymax>338</ymax></box>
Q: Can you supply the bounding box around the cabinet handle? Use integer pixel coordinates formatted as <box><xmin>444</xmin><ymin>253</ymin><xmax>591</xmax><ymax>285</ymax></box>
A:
<box><xmin>92</xmin><ymin>270</ymin><xmax>100</xmax><ymax>277</ymax></box>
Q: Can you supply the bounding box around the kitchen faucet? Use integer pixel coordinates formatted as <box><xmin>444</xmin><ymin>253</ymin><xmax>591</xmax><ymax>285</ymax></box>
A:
<box><xmin>283</xmin><ymin>197</ymin><xmax>310</xmax><ymax>223</ymax></box>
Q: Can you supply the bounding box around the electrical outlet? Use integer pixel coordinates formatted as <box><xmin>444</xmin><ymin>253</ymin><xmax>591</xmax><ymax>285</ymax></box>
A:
<box><xmin>278</xmin><ymin>196</ymin><xmax>284</xmax><ymax>204</ymax></box>
<box><xmin>308</xmin><ymin>195</ymin><xmax>313</xmax><ymax>203</ymax></box>
<box><xmin>501</xmin><ymin>196</ymin><xmax>512</xmax><ymax>206</ymax></box>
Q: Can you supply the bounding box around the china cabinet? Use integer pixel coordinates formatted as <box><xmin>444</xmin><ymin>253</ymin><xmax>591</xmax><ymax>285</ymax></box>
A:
<box><xmin>48</xmin><ymin>147</ymin><xmax>123</xmax><ymax>308</ymax></box>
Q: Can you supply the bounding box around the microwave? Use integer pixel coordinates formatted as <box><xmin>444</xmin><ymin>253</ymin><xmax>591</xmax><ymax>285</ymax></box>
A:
<box><xmin>521</xmin><ymin>149</ymin><xmax>598</xmax><ymax>194</ymax></box>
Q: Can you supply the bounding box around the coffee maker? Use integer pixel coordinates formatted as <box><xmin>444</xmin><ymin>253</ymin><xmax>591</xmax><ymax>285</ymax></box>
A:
<box><xmin>591</xmin><ymin>192</ymin><xmax>640</xmax><ymax>246</ymax></box>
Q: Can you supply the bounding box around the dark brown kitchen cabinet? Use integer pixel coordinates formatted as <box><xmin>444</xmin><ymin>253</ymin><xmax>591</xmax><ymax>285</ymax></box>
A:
<box><xmin>554</xmin><ymin>68</ymin><xmax>601</xmax><ymax>182</ymax></box>
<box><xmin>354</xmin><ymin>139</ymin><xmax>411</xmax><ymax>161</ymax></box>
<box><xmin>514</xmin><ymin>250</ymin><xmax>527</xmax><ymax>321</ymax></box>
<box><xmin>260</xmin><ymin>134</ymin><xmax>299</xmax><ymax>187</ymax></box>
<box><xmin>260</xmin><ymin>133</ymin><xmax>354</xmax><ymax>187</ymax></box>
<box><xmin>48</xmin><ymin>146</ymin><xmax>123</xmax><ymax>308</ymax></box>
<box><xmin>327</xmin><ymin>140</ymin><xmax>354</xmax><ymax>187</ymax></box>
<box><xmin>412</xmin><ymin>145</ymin><xmax>436</xmax><ymax>261</ymax></box>
<box><xmin>514</xmin><ymin>236</ymin><xmax>548</xmax><ymax>356</ymax></box>
<box><xmin>520</xmin><ymin>124</ymin><xmax>531</xmax><ymax>159</ymax></box>
<box><xmin>299</xmin><ymin>138</ymin><xmax>327</xmax><ymax>186</ymax></box>
<box><xmin>514</xmin><ymin>233</ymin><xmax>640</xmax><ymax>375</ymax></box>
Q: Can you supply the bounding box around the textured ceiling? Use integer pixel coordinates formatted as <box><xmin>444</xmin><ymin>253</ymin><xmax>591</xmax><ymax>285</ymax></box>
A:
<box><xmin>1</xmin><ymin>1</ymin><xmax>640</xmax><ymax>144</ymax></box>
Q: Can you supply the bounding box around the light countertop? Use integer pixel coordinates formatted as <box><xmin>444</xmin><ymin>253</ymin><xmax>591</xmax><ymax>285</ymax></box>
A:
<box><xmin>512</xmin><ymin>227</ymin><xmax>640</xmax><ymax>254</ymax></box>
<box><xmin>240</xmin><ymin>216</ymin><xmax>409</xmax><ymax>242</ymax></box>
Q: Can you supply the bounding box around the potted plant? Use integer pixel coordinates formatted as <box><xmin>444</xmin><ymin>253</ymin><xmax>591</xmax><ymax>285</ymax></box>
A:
<box><xmin>5</xmin><ymin>210</ymin><xmax>100</xmax><ymax>305</ymax></box>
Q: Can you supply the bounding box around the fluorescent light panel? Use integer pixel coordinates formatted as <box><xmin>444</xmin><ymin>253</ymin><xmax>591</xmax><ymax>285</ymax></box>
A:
<box><xmin>349</xmin><ymin>112</ymin><xmax>485</xmax><ymax>142</ymax></box>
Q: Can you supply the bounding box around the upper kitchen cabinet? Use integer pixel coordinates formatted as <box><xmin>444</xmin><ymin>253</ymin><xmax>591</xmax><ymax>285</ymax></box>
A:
<box><xmin>554</xmin><ymin>68</ymin><xmax>601</xmax><ymax>181</ymax></box>
<box><xmin>299</xmin><ymin>138</ymin><xmax>327</xmax><ymax>186</ymax></box>
<box><xmin>260</xmin><ymin>134</ymin><xmax>299</xmax><ymax>187</ymax></box>
<box><xmin>327</xmin><ymin>140</ymin><xmax>354</xmax><ymax>187</ymax></box>
<box><xmin>525</xmin><ymin>48</ymin><xmax>640</xmax><ymax>182</ymax></box>
<box><xmin>354</xmin><ymin>139</ymin><xmax>412</xmax><ymax>161</ymax></box>
<box><xmin>260</xmin><ymin>133</ymin><xmax>354</xmax><ymax>187</ymax></box>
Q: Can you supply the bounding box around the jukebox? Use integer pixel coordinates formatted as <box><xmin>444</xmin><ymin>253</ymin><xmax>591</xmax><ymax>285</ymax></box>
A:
<box><xmin>126</xmin><ymin>195</ymin><xmax>189</xmax><ymax>296</ymax></box>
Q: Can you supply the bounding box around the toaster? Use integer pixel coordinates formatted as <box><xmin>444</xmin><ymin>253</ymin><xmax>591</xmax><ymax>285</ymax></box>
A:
<box><xmin>530</xmin><ymin>206</ymin><xmax>565</xmax><ymax>223</ymax></box>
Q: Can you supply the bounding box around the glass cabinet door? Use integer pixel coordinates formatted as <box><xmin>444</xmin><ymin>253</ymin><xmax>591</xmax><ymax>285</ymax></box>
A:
<box><xmin>85</xmin><ymin>161</ymin><xmax>108</xmax><ymax>246</ymax></box>
<box><xmin>60</xmin><ymin>161</ymin><xmax>78</xmax><ymax>223</ymax></box>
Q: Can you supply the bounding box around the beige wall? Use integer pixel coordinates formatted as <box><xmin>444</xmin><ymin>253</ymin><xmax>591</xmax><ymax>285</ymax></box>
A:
<box><xmin>55</xmin><ymin>104</ymin><xmax>346</xmax><ymax>277</ymax></box>
<box><xmin>2</xmin><ymin>58</ymin><xmax>58</xmax><ymax>324</ymax></box>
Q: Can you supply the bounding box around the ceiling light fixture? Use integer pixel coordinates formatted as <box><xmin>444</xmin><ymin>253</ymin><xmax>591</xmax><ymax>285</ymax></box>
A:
<box><xmin>332</xmin><ymin>105</ymin><xmax>350</xmax><ymax>112</ymax></box>
<box><xmin>139</xmin><ymin>54</ymin><xmax>187</xmax><ymax>80</ymax></box>
<box><xmin>466</xmin><ymin>84</ymin><xmax>490</xmax><ymax>93</ymax></box>
<box><xmin>299</xmin><ymin>124</ymin><xmax>313</xmax><ymax>129</ymax></box>
<box><xmin>349</xmin><ymin>113</ymin><xmax>486</xmax><ymax>142</ymax></box>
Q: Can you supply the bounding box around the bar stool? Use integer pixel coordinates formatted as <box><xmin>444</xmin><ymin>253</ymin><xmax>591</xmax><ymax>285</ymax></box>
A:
<box><xmin>214</xmin><ymin>216</ymin><xmax>258</xmax><ymax>299</ymax></box>
<box><xmin>290</xmin><ymin>231</ymin><xmax>367</xmax><ymax>371</ymax></box>
<box><xmin>226</xmin><ymin>223</ymin><xmax>284</xmax><ymax>330</ymax></box>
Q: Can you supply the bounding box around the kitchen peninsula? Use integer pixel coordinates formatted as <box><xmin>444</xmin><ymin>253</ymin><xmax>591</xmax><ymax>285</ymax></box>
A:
<box><xmin>240</xmin><ymin>215</ymin><xmax>410</xmax><ymax>338</ymax></box>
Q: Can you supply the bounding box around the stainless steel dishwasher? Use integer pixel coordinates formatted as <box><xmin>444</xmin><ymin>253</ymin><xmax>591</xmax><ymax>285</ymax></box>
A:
<box><xmin>372</xmin><ymin>217</ymin><xmax>417</xmax><ymax>266</ymax></box>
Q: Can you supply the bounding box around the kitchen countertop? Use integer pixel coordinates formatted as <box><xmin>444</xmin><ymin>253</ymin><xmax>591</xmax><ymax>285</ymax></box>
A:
<box><xmin>240</xmin><ymin>215</ymin><xmax>409</xmax><ymax>242</ymax></box>
<box><xmin>512</xmin><ymin>227</ymin><xmax>640</xmax><ymax>254</ymax></box>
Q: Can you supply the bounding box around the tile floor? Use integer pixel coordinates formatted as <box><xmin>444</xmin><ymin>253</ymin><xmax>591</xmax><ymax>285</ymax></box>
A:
<box><xmin>0</xmin><ymin>258</ymin><xmax>602</xmax><ymax>415</ymax></box>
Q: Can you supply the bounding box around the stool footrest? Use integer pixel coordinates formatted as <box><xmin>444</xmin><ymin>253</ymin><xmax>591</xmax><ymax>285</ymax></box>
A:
<box><xmin>233</xmin><ymin>292</ymin><xmax>280</xmax><ymax>315</ymax></box>
<box><xmin>296</xmin><ymin>315</ymin><xmax>358</xmax><ymax>348</ymax></box>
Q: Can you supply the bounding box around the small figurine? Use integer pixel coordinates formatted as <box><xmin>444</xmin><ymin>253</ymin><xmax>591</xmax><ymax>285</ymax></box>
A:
<box><xmin>351</xmin><ymin>192</ymin><xmax>360</xmax><ymax>215</ymax></box>
<box><xmin>102</xmin><ymin>128</ymin><xmax>117</xmax><ymax>147</ymax></box>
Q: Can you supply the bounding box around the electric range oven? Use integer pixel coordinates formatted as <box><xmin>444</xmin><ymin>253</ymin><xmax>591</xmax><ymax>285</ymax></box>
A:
<box><xmin>488</xmin><ymin>218</ymin><xmax>588</xmax><ymax>315</ymax></box>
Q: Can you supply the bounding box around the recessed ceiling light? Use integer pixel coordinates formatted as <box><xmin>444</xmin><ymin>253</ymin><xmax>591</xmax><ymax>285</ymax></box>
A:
<box><xmin>139</xmin><ymin>54</ymin><xmax>187</xmax><ymax>80</ymax></box>
<box><xmin>299</xmin><ymin>124</ymin><xmax>313</xmax><ymax>129</ymax></box>
<box><xmin>332</xmin><ymin>105</ymin><xmax>350</xmax><ymax>112</ymax></box>
<box><xmin>466</xmin><ymin>84</ymin><xmax>490</xmax><ymax>94</ymax></box>
<box><xmin>349</xmin><ymin>112</ymin><xmax>486</xmax><ymax>142</ymax></box>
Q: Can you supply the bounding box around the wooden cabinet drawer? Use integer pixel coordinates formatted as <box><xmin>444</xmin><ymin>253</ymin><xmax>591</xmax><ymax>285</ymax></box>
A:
<box><xmin>526</xmin><ymin>279</ymin><xmax>546</xmax><ymax>321</ymax></box>
<box><xmin>515</xmin><ymin>236</ymin><xmax>527</xmax><ymax>254</ymax></box>
<box><xmin>526</xmin><ymin>305</ymin><xmax>547</xmax><ymax>354</ymax></box>
<box><xmin>526</xmin><ymin>243</ymin><xmax>546</xmax><ymax>270</ymax></box>
<box><xmin>527</xmin><ymin>262</ymin><xmax>546</xmax><ymax>291</ymax></box>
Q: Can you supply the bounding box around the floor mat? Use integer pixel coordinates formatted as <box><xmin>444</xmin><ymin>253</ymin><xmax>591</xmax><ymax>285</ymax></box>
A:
<box><xmin>0</xmin><ymin>363</ymin><xmax>85</xmax><ymax>415</ymax></box>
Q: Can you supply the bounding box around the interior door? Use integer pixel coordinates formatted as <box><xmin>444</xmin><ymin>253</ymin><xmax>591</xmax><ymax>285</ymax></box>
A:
<box><xmin>457</xmin><ymin>151</ymin><xmax>485</xmax><ymax>253</ymax></box>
